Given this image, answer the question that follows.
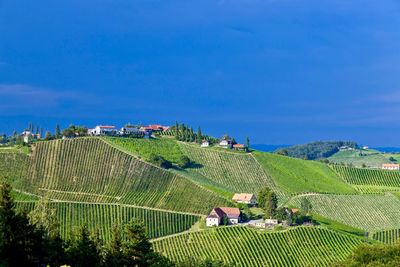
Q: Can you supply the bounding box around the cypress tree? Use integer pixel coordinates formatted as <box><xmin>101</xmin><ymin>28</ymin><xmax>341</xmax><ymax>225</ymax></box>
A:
<box><xmin>55</xmin><ymin>124</ymin><xmax>61</xmax><ymax>139</ymax></box>
<box><xmin>197</xmin><ymin>127</ymin><xmax>202</xmax><ymax>143</ymax></box>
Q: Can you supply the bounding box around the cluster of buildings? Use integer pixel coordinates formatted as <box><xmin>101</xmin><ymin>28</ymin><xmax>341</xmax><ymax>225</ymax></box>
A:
<box><xmin>206</xmin><ymin>193</ymin><xmax>257</xmax><ymax>227</ymax></box>
<box><xmin>22</xmin><ymin>130</ymin><xmax>41</xmax><ymax>143</ymax></box>
<box><xmin>201</xmin><ymin>136</ymin><xmax>247</xmax><ymax>151</ymax></box>
<box><xmin>88</xmin><ymin>124</ymin><xmax>170</xmax><ymax>137</ymax></box>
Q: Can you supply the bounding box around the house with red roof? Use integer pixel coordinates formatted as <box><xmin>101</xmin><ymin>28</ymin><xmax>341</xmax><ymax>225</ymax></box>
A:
<box><xmin>206</xmin><ymin>207</ymin><xmax>241</xmax><ymax>227</ymax></box>
<box><xmin>233</xmin><ymin>144</ymin><xmax>246</xmax><ymax>151</ymax></box>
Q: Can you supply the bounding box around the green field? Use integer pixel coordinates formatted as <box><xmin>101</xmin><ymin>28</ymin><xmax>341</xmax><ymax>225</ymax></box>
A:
<box><xmin>331</xmin><ymin>165</ymin><xmax>400</xmax><ymax>193</ymax></box>
<box><xmin>2</xmin><ymin>138</ymin><xmax>231</xmax><ymax>214</ymax></box>
<box><xmin>104</xmin><ymin>137</ymin><xmax>185</xmax><ymax>164</ymax></box>
<box><xmin>289</xmin><ymin>194</ymin><xmax>400</xmax><ymax>232</ymax></box>
<box><xmin>153</xmin><ymin>226</ymin><xmax>363</xmax><ymax>267</ymax></box>
<box><xmin>328</xmin><ymin>149</ymin><xmax>400</xmax><ymax>168</ymax></box>
<box><xmin>178</xmin><ymin>143</ymin><xmax>284</xmax><ymax>198</ymax></box>
<box><xmin>254</xmin><ymin>152</ymin><xmax>356</xmax><ymax>195</ymax></box>
<box><xmin>15</xmin><ymin>201</ymin><xmax>200</xmax><ymax>240</ymax></box>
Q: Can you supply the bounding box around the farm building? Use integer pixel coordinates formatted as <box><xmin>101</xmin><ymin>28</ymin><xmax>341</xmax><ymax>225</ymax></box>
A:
<box><xmin>140</xmin><ymin>124</ymin><xmax>170</xmax><ymax>132</ymax></box>
<box><xmin>249</xmin><ymin>218</ymin><xmax>278</xmax><ymax>228</ymax></box>
<box><xmin>89</xmin><ymin>125</ymin><xmax>117</xmax><ymax>136</ymax></box>
<box><xmin>233</xmin><ymin>144</ymin><xmax>246</xmax><ymax>151</ymax></box>
<box><xmin>382</xmin><ymin>164</ymin><xmax>400</xmax><ymax>170</ymax></box>
<box><xmin>206</xmin><ymin>207</ymin><xmax>241</xmax><ymax>227</ymax></box>
<box><xmin>219</xmin><ymin>137</ymin><xmax>233</xmax><ymax>148</ymax></box>
<box><xmin>232</xmin><ymin>193</ymin><xmax>257</xmax><ymax>206</ymax></box>
<box><xmin>22</xmin><ymin>130</ymin><xmax>40</xmax><ymax>143</ymax></box>
<box><xmin>201</xmin><ymin>140</ymin><xmax>209</xmax><ymax>148</ymax></box>
<box><xmin>120</xmin><ymin>125</ymin><xmax>140</xmax><ymax>136</ymax></box>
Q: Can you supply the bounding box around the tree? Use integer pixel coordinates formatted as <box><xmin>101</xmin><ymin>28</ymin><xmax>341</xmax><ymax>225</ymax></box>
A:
<box><xmin>389</xmin><ymin>156</ymin><xmax>397</xmax><ymax>162</ymax></box>
<box><xmin>197</xmin><ymin>127</ymin><xmax>202</xmax><ymax>144</ymax></box>
<box><xmin>149</xmin><ymin>154</ymin><xmax>172</xmax><ymax>169</ymax></box>
<box><xmin>258</xmin><ymin>187</ymin><xmax>271</xmax><ymax>209</ymax></box>
<box><xmin>122</xmin><ymin>220</ymin><xmax>153</xmax><ymax>266</ymax></box>
<box><xmin>178</xmin><ymin>155</ymin><xmax>192</xmax><ymax>168</ymax></box>
<box><xmin>106</xmin><ymin>224</ymin><xmax>124</xmax><ymax>266</ymax></box>
<box><xmin>246</xmin><ymin>137</ymin><xmax>250</xmax><ymax>149</ymax></box>
<box><xmin>55</xmin><ymin>124</ymin><xmax>61</xmax><ymax>139</ymax></box>
<box><xmin>300</xmin><ymin>198</ymin><xmax>312</xmax><ymax>215</ymax></box>
<box><xmin>66</xmin><ymin>225</ymin><xmax>101</xmax><ymax>267</ymax></box>
<box><xmin>264</xmin><ymin>191</ymin><xmax>278</xmax><ymax>218</ymax></box>
<box><xmin>45</xmin><ymin>131</ymin><xmax>53</xmax><ymax>140</ymax></box>
<box><xmin>276</xmin><ymin>149</ymin><xmax>289</xmax><ymax>156</ymax></box>
<box><xmin>0</xmin><ymin>180</ymin><xmax>38</xmax><ymax>266</ymax></box>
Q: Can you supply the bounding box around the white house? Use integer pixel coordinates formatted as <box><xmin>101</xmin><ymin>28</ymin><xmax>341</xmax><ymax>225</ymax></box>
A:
<box><xmin>206</xmin><ymin>207</ymin><xmax>241</xmax><ymax>227</ymax></box>
<box><xmin>201</xmin><ymin>141</ymin><xmax>209</xmax><ymax>148</ymax></box>
<box><xmin>232</xmin><ymin>193</ymin><xmax>257</xmax><ymax>206</ymax></box>
<box><xmin>382</xmin><ymin>164</ymin><xmax>400</xmax><ymax>170</ymax></box>
<box><xmin>219</xmin><ymin>137</ymin><xmax>232</xmax><ymax>149</ymax></box>
<box><xmin>120</xmin><ymin>126</ymin><xmax>140</xmax><ymax>135</ymax></box>
<box><xmin>89</xmin><ymin>125</ymin><xmax>117</xmax><ymax>136</ymax></box>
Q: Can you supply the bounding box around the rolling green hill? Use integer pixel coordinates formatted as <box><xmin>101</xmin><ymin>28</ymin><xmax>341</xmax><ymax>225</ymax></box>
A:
<box><xmin>289</xmin><ymin>194</ymin><xmax>400</xmax><ymax>232</ymax></box>
<box><xmin>2</xmin><ymin>138</ymin><xmax>231</xmax><ymax>214</ymax></box>
<box><xmin>15</xmin><ymin>201</ymin><xmax>200</xmax><ymax>240</ymax></box>
<box><xmin>254</xmin><ymin>152</ymin><xmax>356</xmax><ymax>195</ymax></box>
<box><xmin>153</xmin><ymin>226</ymin><xmax>363</xmax><ymax>267</ymax></box>
<box><xmin>328</xmin><ymin>149</ymin><xmax>400</xmax><ymax>168</ymax></box>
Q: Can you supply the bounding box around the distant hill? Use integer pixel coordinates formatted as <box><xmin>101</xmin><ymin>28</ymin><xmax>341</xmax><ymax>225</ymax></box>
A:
<box><xmin>275</xmin><ymin>141</ymin><xmax>357</xmax><ymax>160</ymax></box>
<box><xmin>252</xmin><ymin>144</ymin><xmax>291</xmax><ymax>152</ymax></box>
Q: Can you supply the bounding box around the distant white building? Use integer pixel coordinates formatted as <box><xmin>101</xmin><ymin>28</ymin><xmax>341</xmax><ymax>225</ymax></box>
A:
<box><xmin>89</xmin><ymin>125</ymin><xmax>117</xmax><ymax>136</ymax></box>
<box><xmin>120</xmin><ymin>126</ymin><xmax>140</xmax><ymax>135</ymax></box>
<box><xmin>219</xmin><ymin>137</ymin><xmax>232</xmax><ymax>149</ymax></box>
<box><xmin>201</xmin><ymin>141</ymin><xmax>209</xmax><ymax>148</ymax></box>
<box><xmin>382</xmin><ymin>164</ymin><xmax>400</xmax><ymax>170</ymax></box>
<box><xmin>249</xmin><ymin>218</ymin><xmax>278</xmax><ymax>228</ymax></box>
<box><xmin>265</xmin><ymin>218</ymin><xmax>278</xmax><ymax>226</ymax></box>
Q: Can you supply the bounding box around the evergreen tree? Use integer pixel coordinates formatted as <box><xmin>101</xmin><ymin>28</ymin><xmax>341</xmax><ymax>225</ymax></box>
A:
<box><xmin>122</xmin><ymin>220</ymin><xmax>152</xmax><ymax>266</ymax></box>
<box><xmin>197</xmin><ymin>127</ymin><xmax>202</xmax><ymax>144</ymax></box>
<box><xmin>106</xmin><ymin>224</ymin><xmax>124</xmax><ymax>267</ymax></box>
<box><xmin>40</xmin><ymin>128</ymin><xmax>43</xmax><ymax>138</ymax></box>
<box><xmin>55</xmin><ymin>124</ymin><xmax>61</xmax><ymax>139</ymax></box>
<box><xmin>45</xmin><ymin>131</ymin><xmax>53</xmax><ymax>140</ymax></box>
<box><xmin>66</xmin><ymin>225</ymin><xmax>101</xmax><ymax>267</ymax></box>
<box><xmin>246</xmin><ymin>137</ymin><xmax>250</xmax><ymax>149</ymax></box>
<box><xmin>300</xmin><ymin>198</ymin><xmax>312</xmax><ymax>215</ymax></box>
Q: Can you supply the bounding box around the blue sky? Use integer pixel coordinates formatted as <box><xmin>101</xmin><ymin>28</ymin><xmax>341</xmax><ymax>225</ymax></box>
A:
<box><xmin>1</xmin><ymin>0</ymin><xmax>400</xmax><ymax>146</ymax></box>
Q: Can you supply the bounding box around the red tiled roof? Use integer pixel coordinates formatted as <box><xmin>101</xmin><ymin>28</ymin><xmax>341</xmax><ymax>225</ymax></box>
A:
<box><xmin>291</xmin><ymin>208</ymin><xmax>299</xmax><ymax>214</ymax></box>
<box><xmin>232</xmin><ymin>193</ymin><xmax>255</xmax><ymax>201</ymax></box>
<box><xmin>219</xmin><ymin>207</ymin><xmax>240</xmax><ymax>217</ymax></box>
<box><xmin>382</xmin><ymin>164</ymin><xmax>400</xmax><ymax>167</ymax></box>
<box><xmin>99</xmin><ymin>125</ymin><xmax>115</xmax><ymax>129</ymax></box>
<box><xmin>233</xmin><ymin>144</ymin><xmax>245</xmax><ymax>148</ymax></box>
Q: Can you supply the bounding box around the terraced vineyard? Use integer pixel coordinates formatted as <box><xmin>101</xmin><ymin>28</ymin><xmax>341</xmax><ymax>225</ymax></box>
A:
<box><xmin>372</xmin><ymin>228</ymin><xmax>400</xmax><ymax>244</ymax></box>
<box><xmin>153</xmin><ymin>226</ymin><xmax>363</xmax><ymax>266</ymax></box>
<box><xmin>12</xmin><ymin>138</ymin><xmax>230</xmax><ymax>214</ymax></box>
<box><xmin>254</xmin><ymin>152</ymin><xmax>356</xmax><ymax>195</ymax></box>
<box><xmin>289</xmin><ymin>194</ymin><xmax>400</xmax><ymax>232</ymax></box>
<box><xmin>0</xmin><ymin>151</ymin><xmax>30</xmax><ymax>188</ymax></box>
<box><xmin>16</xmin><ymin>201</ymin><xmax>200</xmax><ymax>240</ymax></box>
<box><xmin>331</xmin><ymin>165</ymin><xmax>400</xmax><ymax>192</ymax></box>
<box><xmin>179</xmin><ymin>143</ymin><xmax>284</xmax><ymax>197</ymax></box>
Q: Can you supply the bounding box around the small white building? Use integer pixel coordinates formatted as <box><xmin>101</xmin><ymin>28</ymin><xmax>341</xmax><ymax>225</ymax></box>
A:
<box><xmin>265</xmin><ymin>218</ymin><xmax>278</xmax><ymax>226</ymax></box>
<box><xmin>89</xmin><ymin>125</ymin><xmax>117</xmax><ymax>136</ymax></box>
<box><xmin>232</xmin><ymin>193</ymin><xmax>257</xmax><ymax>206</ymax></box>
<box><xmin>382</xmin><ymin>164</ymin><xmax>400</xmax><ymax>170</ymax></box>
<box><xmin>201</xmin><ymin>141</ymin><xmax>209</xmax><ymax>148</ymax></box>
<box><xmin>219</xmin><ymin>138</ymin><xmax>232</xmax><ymax>149</ymax></box>
<box><xmin>120</xmin><ymin>126</ymin><xmax>140</xmax><ymax>135</ymax></box>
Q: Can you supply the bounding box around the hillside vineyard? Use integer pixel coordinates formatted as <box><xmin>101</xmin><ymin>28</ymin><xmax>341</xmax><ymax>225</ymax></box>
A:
<box><xmin>2</xmin><ymin>136</ymin><xmax>400</xmax><ymax>266</ymax></box>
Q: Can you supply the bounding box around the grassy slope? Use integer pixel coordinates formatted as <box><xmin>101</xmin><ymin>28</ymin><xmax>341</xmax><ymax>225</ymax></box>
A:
<box><xmin>328</xmin><ymin>149</ymin><xmax>400</xmax><ymax>168</ymax></box>
<box><xmin>3</xmin><ymin>138</ymin><xmax>231</xmax><ymax>214</ymax></box>
<box><xmin>178</xmin><ymin>143</ymin><xmax>284</xmax><ymax>198</ymax></box>
<box><xmin>15</xmin><ymin>201</ymin><xmax>200</xmax><ymax>240</ymax></box>
<box><xmin>153</xmin><ymin>226</ymin><xmax>363</xmax><ymax>267</ymax></box>
<box><xmin>254</xmin><ymin>152</ymin><xmax>356</xmax><ymax>195</ymax></box>
<box><xmin>103</xmin><ymin>137</ymin><xmax>185</xmax><ymax>164</ymax></box>
<box><xmin>289</xmin><ymin>194</ymin><xmax>400</xmax><ymax>232</ymax></box>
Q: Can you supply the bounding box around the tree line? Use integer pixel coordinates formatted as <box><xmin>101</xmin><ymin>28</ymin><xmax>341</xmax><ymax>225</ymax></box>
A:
<box><xmin>0</xmin><ymin>179</ymin><xmax>227</xmax><ymax>267</ymax></box>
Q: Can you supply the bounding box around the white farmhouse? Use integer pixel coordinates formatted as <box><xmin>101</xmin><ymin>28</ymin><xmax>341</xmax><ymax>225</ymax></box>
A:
<box><xmin>206</xmin><ymin>207</ymin><xmax>241</xmax><ymax>227</ymax></box>
<box><xmin>201</xmin><ymin>141</ymin><xmax>209</xmax><ymax>148</ymax></box>
<box><xmin>120</xmin><ymin>126</ymin><xmax>140</xmax><ymax>135</ymax></box>
<box><xmin>89</xmin><ymin>125</ymin><xmax>117</xmax><ymax>136</ymax></box>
